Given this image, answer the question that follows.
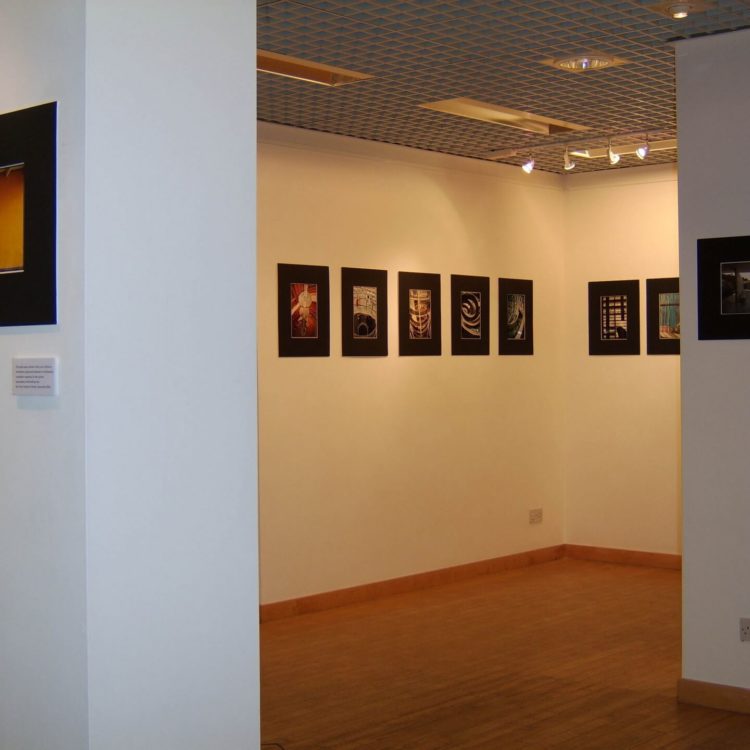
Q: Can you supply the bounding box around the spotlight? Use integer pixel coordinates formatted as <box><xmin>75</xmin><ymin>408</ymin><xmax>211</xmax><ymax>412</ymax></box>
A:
<box><xmin>635</xmin><ymin>141</ymin><xmax>650</xmax><ymax>160</ymax></box>
<box><xmin>608</xmin><ymin>141</ymin><xmax>620</xmax><ymax>165</ymax></box>
<box><xmin>564</xmin><ymin>149</ymin><xmax>576</xmax><ymax>171</ymax></box>
<box><xmin>521</xmin><ymin>156</ymin><xmax>535</xmax><ymax>174</ymax></box>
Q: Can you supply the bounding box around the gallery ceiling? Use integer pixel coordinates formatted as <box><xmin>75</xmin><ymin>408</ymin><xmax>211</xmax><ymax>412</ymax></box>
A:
<box><xmin>257</xmin><ymin>0</ymin><xmax>750</xmax><ymax>173</ymax></box>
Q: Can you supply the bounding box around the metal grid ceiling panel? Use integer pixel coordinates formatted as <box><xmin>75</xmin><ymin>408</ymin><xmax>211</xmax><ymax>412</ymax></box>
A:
<box><xmin>258</xmin><ymin>0</ymin><xmax>750</xmax><ymax>173</ymax></box>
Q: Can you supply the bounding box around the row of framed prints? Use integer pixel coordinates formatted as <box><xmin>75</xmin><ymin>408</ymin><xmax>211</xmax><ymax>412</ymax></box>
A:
<box><xmin>278</xmin><ymin>263</ymin><xmax>533</xmax><ymax>357</ymax></box>
<box><xmin>589</xmin><ymin>278</ymin><xmax>680</xmax><ymax>356</ymax></box>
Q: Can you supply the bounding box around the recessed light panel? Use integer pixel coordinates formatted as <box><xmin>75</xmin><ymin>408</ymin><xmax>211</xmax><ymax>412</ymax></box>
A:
<box><xmin>420</xmin><ymin>98</ymin><xmax>588</xmax><ymax>136</ymax></box>
<box><xmin>257</xmin><ymin>50</ymin><xmax>373</xmax><ymax>87</ymax></box>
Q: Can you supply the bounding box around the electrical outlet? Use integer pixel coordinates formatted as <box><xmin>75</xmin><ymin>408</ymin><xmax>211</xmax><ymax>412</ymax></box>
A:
<box><xmin>740</xmin><ymin>619</ymin><xmax>750</xmax><ymax>642</ymax></box>
<box><xmin>529</xmin><ymin>508</ymin><xmax>543</xmax><ymax>524</ymax></box>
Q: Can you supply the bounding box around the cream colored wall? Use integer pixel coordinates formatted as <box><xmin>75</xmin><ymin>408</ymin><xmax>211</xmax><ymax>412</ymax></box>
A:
<box><xmin>258</xmin><ymin>124</ymin><xmax>681</xmax><ymax>604</ymax></box>
<box><xmin>563</xmin><ymin>165</ymin><xmax>681</xmax><ymax>553</ymax></box>
<box><xmin>259</xmin><ymin>123</ymin><xmax>567</xmax><ymax>603</ymax></box>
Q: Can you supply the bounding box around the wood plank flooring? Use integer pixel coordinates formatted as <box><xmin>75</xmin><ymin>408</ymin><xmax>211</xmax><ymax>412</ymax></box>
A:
<box><xmin>261</xmin><ymin>559</ymin><xmax>750</xmax><ymax>749</ymax></box>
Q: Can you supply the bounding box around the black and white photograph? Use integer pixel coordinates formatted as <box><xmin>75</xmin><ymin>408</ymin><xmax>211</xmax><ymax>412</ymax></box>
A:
<box><xmin>498</xmin><ymin>278</ymin><xmax>533</xmax><ymax>355</ymax></box>
<box><xmin>342</xmin><ymin>267</ymin><xmax>388</xmax><ymax>356</ymax></box>
<box><xmin>588</xmin><ymin>280</ymin><xmax>640</xmax><ymax>355</ymax></box>
<box><xmin>451</xmin><ymin>274</ymin><xmax>489</xmax><ymax>355</ymax></box>
<box><xmin>399</xmin><ymin>271</ymin><xmax>441</xmax><ymax>356</ymax></box>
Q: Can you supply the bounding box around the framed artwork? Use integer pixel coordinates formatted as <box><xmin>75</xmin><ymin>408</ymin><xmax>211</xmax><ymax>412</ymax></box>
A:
<box><xmin>647</xmin><ymin>277</ymin><xmax>680</xmax><ymax>355</ymax></box>
<box><xmin>277</xmin><ymin>263</ymin><xmax>330</xmax><ymax>357</ymax></box>
<box><xmin>341</xmin><ymin>267</ymin><xmax>387</xmax><ymax>356</ymax></box>
<box><xmin>498</xmin><ymin>278</ymin><xmax>533</xmax><ymax>355</ymax></box>
<box><xmin>0</xmin><ymin>102</ymin><xmax>57</xmax><ymax>327</ymax></box>
<box><xmin>697</xmin><ymin>235</ymin><xmax>750</xmax><ymax>340</ymax></box>
<box><xmin>451</xmin><ymin>274</ymin><xmax>489</xmax><ymax>355</ymax></box>
<box><xmin>398</xmin><ymin>271</ymin><xmax>441</xmax><ymax>356</ymax></box>
<box><xmin>588</xmin><ymin>279</ymin><xmax>640</xmax><ymax>355</ymax></box>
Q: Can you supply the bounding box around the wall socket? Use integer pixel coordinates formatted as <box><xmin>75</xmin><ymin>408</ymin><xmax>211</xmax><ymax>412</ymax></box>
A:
<box><xmin>740</xmin><ymin>619</ymin><xmax>750</xmax><ymax>642</ymax></box>
<box><xmin>529</xmin><ymin>508</ymin><xmax>543</xmax><ymax>524</ymax></box>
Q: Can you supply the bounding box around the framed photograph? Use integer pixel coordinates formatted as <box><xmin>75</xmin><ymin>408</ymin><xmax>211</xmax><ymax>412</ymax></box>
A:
<box><xmin>277</xmin><ymin>263</ymin><xmax>330</xmax><ymax>357</ymax></box>
<box><xmin>451</xmin><ymin>274</ymin><xmax>489</xmax><ymax>355</ymax></box>
<box><xmin>398</xmin><ymin>271</ymin><xmax>441</xmax><ymax>356</ymax></box>
<box><xmin>647</xmin><ymin>277</ymin><xmax>680</xmax><ymax>355</ymax></box>
<box><xmin>588</xmin><ymin>280</ymin><xmax>640</xmax><ymax>355</ymax></box>
<box><xmin>0</xmin><ymin>102</ymin><xmax>57</xmax><ymax>327</ymax></box>
<box><xmin>341</xmin><ymin>267</ymin><xmax>387</xmax><ymax>356</ymax></box>
<box><xmin>498</xmin><ymin>278</ymin><xmax>533</xmax><ymax>355</ymax></box>
<box><xmin>697</xmin><ymin>235</ymin><xmax>750</xmax><ymax>340</ymax></box>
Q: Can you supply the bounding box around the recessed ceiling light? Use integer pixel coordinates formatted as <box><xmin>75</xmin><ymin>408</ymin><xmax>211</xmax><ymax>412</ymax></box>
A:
<box><xmin>257</xmin><ymin>50</ymin><xmax>373</xmax><ymax>87</ymax></box>
<box><xmin>420</xmin><ymin>98</ymin><xmax>588</xmax><ymax>136</ymax></box>
<box><xmin>646</xmin><ymin>1</ymin><xmax>714</xmax><ymax>20</ymax></box>
<box><xmin>541</xmin><ymin>53</ymin><xmax>627</xmax><ymax>73</ymax></box>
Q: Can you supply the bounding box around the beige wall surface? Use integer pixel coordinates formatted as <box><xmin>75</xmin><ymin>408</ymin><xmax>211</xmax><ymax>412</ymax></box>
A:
<box><xmin>258</xmin><ymin>123</ymin><xmax>681</xmax><ymax>604</ymax></box>
<box><xmin>563</xmin><ymin>166</ymin><xmax>681</xmax><ymax>554</ymax></box>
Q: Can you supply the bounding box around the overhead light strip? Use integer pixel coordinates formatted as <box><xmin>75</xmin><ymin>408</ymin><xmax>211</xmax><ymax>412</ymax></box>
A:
<box><xmin>420</xmin><ymin>98</ymin><xmax>589</xmax><ymax>136</ymax></box>
<box><xmin>570</xmin><ymin>139</ymin><xmax>677</xmax><ymax>159</ymax></box>
<box><xmin>257</xmin><ymin>50</ymin><xmax>373</xmax><ymax>87</ymax></box>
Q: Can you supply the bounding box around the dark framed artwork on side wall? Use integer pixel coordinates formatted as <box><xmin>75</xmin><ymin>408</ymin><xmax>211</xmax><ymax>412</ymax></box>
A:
<box><xmin>398</xmin><ymin>271</ymin><xmax>441</xmax><ymax>356</ymax></box>
<box><xmin>498</xmin><ymin>278</ymin><xmax>533</xmax><ymax>355</ymax></box>
<box><xmin>697</xmin><ymin>235</ymin><xmax>750</xmax><ymax>340</ymax></box>
<box><xmin>0</xmin><ymin>102</ymin><xmax>57</xmax><ymax>327</ymax></box>
<box><xmin>646</xmin><ymin>277</ymin><xmax>680</xmax><ymax>355</ymax></box>
<box><xmin>588</xmin><ymin>279</ymin><xmax>640</xmax><ymax>355</ymax></box>
<box><xmin>277</xmin><ymin>263</ymin><xmax>330</xmax><ymax>357</ymax></box>
<box><xmin>450</xmin><ymin>274</ymin><xmax>489</xmax><ymax>355</ymax></box>
<box><xmin>341</xmin><ymin>267</ymin><xmax>388</xmax><ymax>356</ymax></box>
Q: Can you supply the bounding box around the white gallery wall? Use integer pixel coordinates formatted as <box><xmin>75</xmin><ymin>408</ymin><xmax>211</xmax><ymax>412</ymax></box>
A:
<box><xmin>564</xmin><ymin>166</ymin><xmax>681</xmax><ymax>554</ymax></box>
<box><xmin>0</xmin><ymin>2</ymin><xmax>88</xmax><ymax>748</ymax></box>
<box><xmin>677</xmin><ymin>28</ymin><xmax>750</xmax><ymax>691</ymax></box>
<box><xmin>258</xmin><ymin>123</ymin><xmax>681</xmax><ymax>605</ymax></box>
<box><xmin>0</xmin><ymin>2</ymin><xmax>260</xmax><ymax>748</ymax></box>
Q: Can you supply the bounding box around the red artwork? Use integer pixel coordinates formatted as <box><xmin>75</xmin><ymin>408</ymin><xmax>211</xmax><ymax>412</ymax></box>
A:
<box><xmin>290</xmin><ymin>282</ymin><xmax>318</xmax><ymax>338</ymax></box>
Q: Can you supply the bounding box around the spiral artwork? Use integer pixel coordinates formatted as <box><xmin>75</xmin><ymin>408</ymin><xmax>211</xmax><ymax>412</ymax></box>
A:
<box><xmin>460</xmin><ymin>290</ymin><xmax>481</xmax><ymax>339</ymax></box>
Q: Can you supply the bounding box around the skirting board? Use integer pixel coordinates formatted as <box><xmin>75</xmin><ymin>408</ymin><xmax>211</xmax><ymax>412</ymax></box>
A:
<box><xmin>678</xmin><ymin>678</ymin><xmax>750</xmax><ymax>715</ymax></box>
<box><xmin>260</xmin><ymin>544</ymin><xmax>681</xmax><ymax>622</ymax></box>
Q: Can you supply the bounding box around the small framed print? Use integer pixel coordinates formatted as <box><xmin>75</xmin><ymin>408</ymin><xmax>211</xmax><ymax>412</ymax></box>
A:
<box><xmin>697</xmin><ymin>235</ymin><xmax>750</xmax><ymax>340</ymax></box>
<box><xmin>398</xmin><ymin>271</ymin><xmax>441</xmax><ymax>356</ymax></box>
<box><xmin>498</xmin><ymin>278</ymin><xmax>533</xmax><ymax>355</ymax></box>
<box><xmin>0</xmin><ymin>102</ymin><xmax>57</xmax><ymax>327</ymax></box>
<box><xmin>342</xmin><ymin>267</ymin><xmax>387</xmax><ymax>356</ymax></box>
<box><xmin>277</xmin><ymin>263</ymin><xmax>330</xmax><ymax>357</ymax></box>
<box><xmin>451</xmin><ymin>274</ymin><xmax>489</xmax><ymax>355</ymax></box>
<box><xmin>647</xmin><ymin>277</ymin><xmax>680</xmax><ymax>355</ymax></box>
<box><xmin>588</xmin><ymin>280</ymin><xmax>640</xmax><ymax>355</ymax></box>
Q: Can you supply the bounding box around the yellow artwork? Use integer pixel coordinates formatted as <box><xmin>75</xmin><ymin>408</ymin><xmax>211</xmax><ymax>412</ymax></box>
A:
<box><xmin>0</xmin><ymin>166</ymin><xmax>24</xmax><ymax>273</ymax></box>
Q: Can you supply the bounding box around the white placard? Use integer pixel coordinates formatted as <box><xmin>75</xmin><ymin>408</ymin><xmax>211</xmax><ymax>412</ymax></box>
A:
<box><xmin>12</xmin><ymin>356</ymin><xmax>59</xmax><ymax>396</ymax></box>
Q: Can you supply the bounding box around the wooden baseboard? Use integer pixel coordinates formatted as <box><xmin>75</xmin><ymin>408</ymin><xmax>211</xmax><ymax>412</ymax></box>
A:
<box><xmin>260</xmin><ymin>543</ymin><xmax>682</xmax><ymax>622</ymax></box>
<box><xmin>678</xmin><ymin>678</ymin><xmax>750</xmax><ymax>715</ymax></box>
<box><xmin>564</xmin><ymin>544</ymin><xmax>682</xmax><ymax>570</ymax></box>
<box><xmin>260</xmin><ymin>545</ymin><xmax>565</xmax><ymax>622</ymax></box>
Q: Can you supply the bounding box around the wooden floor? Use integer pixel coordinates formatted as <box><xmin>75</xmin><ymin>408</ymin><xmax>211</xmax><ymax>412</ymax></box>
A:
<box><xmin>261</xmin><ymin>559</ymin><xmax>750</xmax><ymax>749</ymax></box>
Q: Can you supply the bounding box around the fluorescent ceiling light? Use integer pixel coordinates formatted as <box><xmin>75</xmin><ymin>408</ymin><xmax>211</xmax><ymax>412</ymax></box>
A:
<box><xmin>571</xmin><ymin>139</ymin><xmax>677</xmax><ymax>159</ymax></box>
<box><xmin>257</xmin><ymin>50</ymin><xmax>373</xmax><ymax>87</ymax></box>
<box><xmin>420</xmin><ymin>98</ymin><xmax>588</xmax><ymax>136</ymax></box>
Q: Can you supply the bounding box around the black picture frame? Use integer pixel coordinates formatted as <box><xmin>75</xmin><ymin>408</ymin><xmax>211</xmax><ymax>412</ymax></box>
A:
<box><xmin>398</xmin><ymin>271</ymin><xmax>441</xmax><ymax>356</ymax></box>
<box><xmin>341</xmin><ymin>267</ymin><xmax>388</xmax><ymax>356</ymax></box>
<box><xmin>588</xmin><ymin>280</ymin><xmax>640</xmax><ymax>355</ymax></box>
<box><xmin>451</xmin><ymin>274</ymin><xmax>489</xmax><ymax>355</ymax></box>
<box><xmin>0</xmin><ymin>102</ymin><xmax>57</xmax><ymax>327</ymax></box>
<box><xmin>697</xmin><ymin>235</ymin><xmax>750</xmax><ymax>340</ymax></box>
<box><xmin>277</xmin><ymin>263</ymin><xmax>330</xmax><ymax>357</ymax></box>
<box><xmin>498</xmin><ymin>278</ymin><xmax>533</xmax><ymax>356</ymax></box>
<box><xmin>647</xmin><ymin>277</ymin><xmax>680</xmax><ymax>355</ymax></box>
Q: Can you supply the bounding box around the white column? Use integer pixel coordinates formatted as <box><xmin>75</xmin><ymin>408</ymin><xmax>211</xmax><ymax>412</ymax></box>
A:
<box><xmin>85</xmin><ymin>2</ymin><xmax>259</xmax><ymax>747</ymax></box>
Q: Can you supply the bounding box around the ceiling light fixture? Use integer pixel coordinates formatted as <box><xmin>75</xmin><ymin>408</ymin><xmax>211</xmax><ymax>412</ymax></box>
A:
<box><xmin>646</xmin><ymin>1</ymin><xmax>714</xmax><ymax>20</ymax></box>
<box><xmin>608</xmin><ymin>140</ymin><xmax>620</xmax><ymax>165</ymax></box>
<box><xmin>542</xmin><ymin>53</ymin><xmax>627</xmax><ymax>73</ymax></box>
<box><xmin>635</xmin><ymin>139</ymin><xmax>650</xmax><ymax>160</ymax></box>
<box><xmin>564</xmin><ymin>149</ymin><xmax>576</xmax><ymax>171</ymax></box>
<box><xmin>257</xmin><ymin>50</ymin><xmax>373</xmax><ymax>87</ymax></box>
<box><xmin>570</xmin><ymin>138</ymin><xmax>677</xmax><ymax>160</ymax></box>
<box><xmin>521</xmin><ymin>156</ymin><xmax>535</xmax><ymax>174</ymax></box>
